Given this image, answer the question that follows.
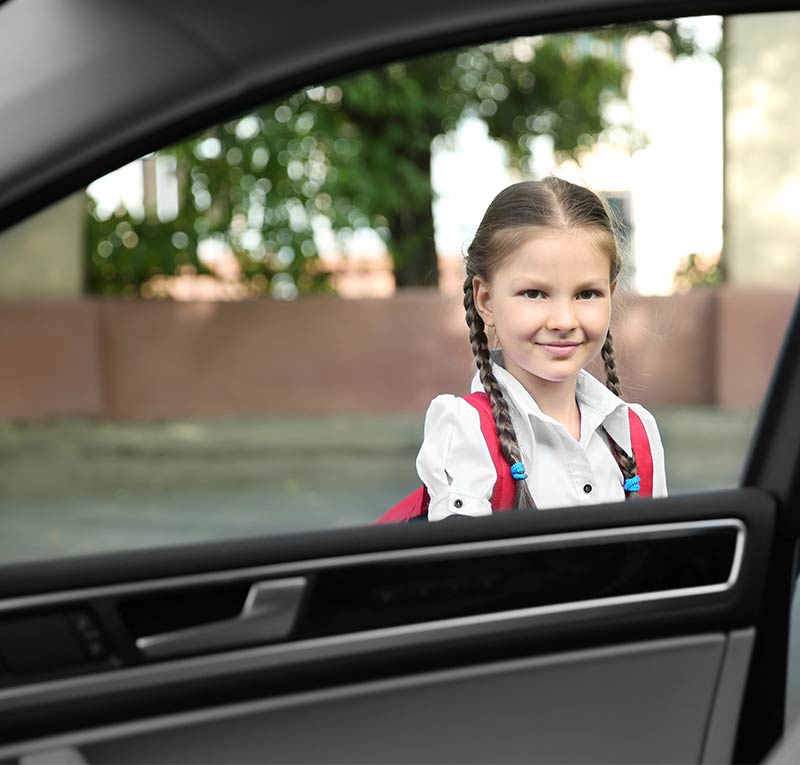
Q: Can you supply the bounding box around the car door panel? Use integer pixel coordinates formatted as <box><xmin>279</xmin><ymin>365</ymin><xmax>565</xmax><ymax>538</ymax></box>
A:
<box><xmin>0</xmin><ymin>489</ymin><xmax>773</xmax><ymax>762</ymax></box>
<box><xmin>21</xmin><ymin>633</ymin><xmax>736</xmax><ymax>765</ymax></box>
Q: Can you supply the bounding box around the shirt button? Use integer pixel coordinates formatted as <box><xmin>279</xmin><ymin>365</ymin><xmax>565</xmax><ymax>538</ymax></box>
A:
<box><xmin>583</xmin><ymin>484</ymin><xmax>592</xmax><ymax>494</ymax></box>
<box><xmin>454</xmin><ymin>499</ymin><xmax>463</xmax><ymax>508</ymax></box>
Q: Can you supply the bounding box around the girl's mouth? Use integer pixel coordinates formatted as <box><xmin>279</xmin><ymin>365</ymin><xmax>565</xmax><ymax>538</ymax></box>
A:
<box><xmin>538</xmin><ymin>342</ymin><xmax>580</xmax><ymax>358</ymax></box>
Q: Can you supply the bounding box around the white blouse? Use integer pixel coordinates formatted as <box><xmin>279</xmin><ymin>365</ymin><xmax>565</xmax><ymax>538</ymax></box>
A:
<box><xmin>416</xmin><ymin>362</ymin><xmax>667</xmax><ymax>521</ymax></box>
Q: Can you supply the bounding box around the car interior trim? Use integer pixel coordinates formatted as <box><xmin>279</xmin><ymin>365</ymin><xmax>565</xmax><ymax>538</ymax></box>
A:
<box><xmin>0</xmin><ymin>518</ymin><xmax>745</xmax><ymax>615</ymax></box>
<box><xmin>0</xmin><ymin>632</ymin><xmax>727</xmax><ymax>762</ymax></box>
<box><xmin>701</xmin><ymin>628</ymin><xmax>757</xmax><ymax>764</ymax></box>
<box><xmin>0</xmin><ymin>520</ymin><xmax>745</xmax><ymax>719</ymax></box>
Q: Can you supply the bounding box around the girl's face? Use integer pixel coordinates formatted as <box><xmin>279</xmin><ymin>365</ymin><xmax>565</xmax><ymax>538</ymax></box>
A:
<box><xmin>473</xmin><ymin>229</ymin><xmax>614</xmax><ymax>394</ymax></box>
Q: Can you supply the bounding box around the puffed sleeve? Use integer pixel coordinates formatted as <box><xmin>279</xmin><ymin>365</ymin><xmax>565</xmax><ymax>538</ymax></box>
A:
<box><xmin>629</xmin><ymin>403</ymin><xmax>668</xmax><ymax>498</ymax></box>
<box><xmin>415</xmin><ymin>395</ymin><xmax>498</xmax><ymax>521</ymax></box>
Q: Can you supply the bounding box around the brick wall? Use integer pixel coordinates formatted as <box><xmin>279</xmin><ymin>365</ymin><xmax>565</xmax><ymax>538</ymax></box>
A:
<box><xmin>0</xmin><ymin>287</ymin><xmax>795</xmax><ymax>420</ymax></box>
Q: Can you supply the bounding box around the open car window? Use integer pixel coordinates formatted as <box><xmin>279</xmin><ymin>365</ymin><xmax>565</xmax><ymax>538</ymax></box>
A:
<box><xmin>0</xmin><ymin>11</ymin><xmax>796</xmax><ymax>563</ymax></box>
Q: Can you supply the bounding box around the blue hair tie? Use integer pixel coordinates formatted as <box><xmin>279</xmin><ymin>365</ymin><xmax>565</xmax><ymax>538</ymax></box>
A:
<box><xmin>510</xmin><ymin>462</ymin><xmax>527</xmax><ymax>481</ymax></box>
<box><xmin>624</xmin><ymin>476</ymin><xmax>640</xmax><ymax>493</ymax></box>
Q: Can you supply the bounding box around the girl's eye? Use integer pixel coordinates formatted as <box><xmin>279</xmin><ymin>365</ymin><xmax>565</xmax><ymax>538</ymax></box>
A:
<box><xmin>577</xmin><ymin>289</ymin><xmax>601</xmax><ymax>300</ymax></box>
<box><xmin>522</xmin><ymin>289</ymin><xmax>545</xmax><ymax>299</ymax></box>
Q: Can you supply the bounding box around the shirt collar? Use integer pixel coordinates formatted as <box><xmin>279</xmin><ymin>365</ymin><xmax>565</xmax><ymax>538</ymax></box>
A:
<box><xmin>469</xmin><ymin>351</ymin><xmax>632</xmax><ymax>454</ymax></box>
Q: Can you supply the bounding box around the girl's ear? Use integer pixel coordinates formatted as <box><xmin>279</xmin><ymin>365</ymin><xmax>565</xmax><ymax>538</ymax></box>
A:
<box><xmin>473</xmin><ymin>276</ymin><xmax>494</xmax><ymax>328</ymax></box>
<box><xmin>610</xmin><ymin>277</ymin><xmax>617</xmax><ymax>296</ymax></box>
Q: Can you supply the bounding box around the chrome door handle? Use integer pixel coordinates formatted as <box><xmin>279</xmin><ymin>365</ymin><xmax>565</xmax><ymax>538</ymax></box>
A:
<box><xmin>135</xmin><ymin>577</ymin><xmax>307</xmax><ymax>660</ymax></box>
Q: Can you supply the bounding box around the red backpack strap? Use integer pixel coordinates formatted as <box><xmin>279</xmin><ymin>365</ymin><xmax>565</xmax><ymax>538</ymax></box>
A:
<box><xmin>628</xmin><ymin>408</ymin><xmax>653</xmax><ymax>498</ymax></box>
<box><xmin>463</xmin><ymin>392</ymin><xmax>515</xmax><ymax>511</ymax></box>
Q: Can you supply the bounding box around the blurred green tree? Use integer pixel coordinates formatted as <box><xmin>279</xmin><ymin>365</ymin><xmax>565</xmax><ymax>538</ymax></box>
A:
<box><xmin>87</xmin><ymin>21</ymin><xmax>701</xmax><ymax>296</ymax></box>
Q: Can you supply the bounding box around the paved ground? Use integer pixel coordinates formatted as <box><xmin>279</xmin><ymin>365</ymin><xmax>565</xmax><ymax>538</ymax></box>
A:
<box><xmin>0</xmin><ymin>405</ymin><xmax>759</xmax><ymax>563</ymax></box>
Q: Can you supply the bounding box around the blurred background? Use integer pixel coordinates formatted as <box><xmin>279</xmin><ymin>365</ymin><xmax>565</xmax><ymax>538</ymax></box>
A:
<box><xmin>0</xmin><ymin>12</ymin><xmax>798</xmax><ymax>564</ymax></box>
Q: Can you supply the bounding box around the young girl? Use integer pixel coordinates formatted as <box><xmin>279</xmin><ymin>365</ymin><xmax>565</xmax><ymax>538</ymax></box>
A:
<box><xmin>416</xmin><ymin>177</ymin><xmax>667</xmax><ymax>521</ymax></box>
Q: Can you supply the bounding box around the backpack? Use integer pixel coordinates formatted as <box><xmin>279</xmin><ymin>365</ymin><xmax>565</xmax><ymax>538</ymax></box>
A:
<box><xmin>376</xmin><ymin>392</ymin><xmax>653</xmax><ymax>524</ymax></box>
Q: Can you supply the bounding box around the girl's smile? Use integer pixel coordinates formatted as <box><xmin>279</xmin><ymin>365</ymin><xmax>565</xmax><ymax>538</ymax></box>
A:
<box><xmin>537</xmin><ymin>341</ymin><xmax>582</xmax><ymax>357</ymax></box>
<box><xmin>473</xmin><ymin>229</ymin><xmax>613</xmax><ymax>401</ymax></box>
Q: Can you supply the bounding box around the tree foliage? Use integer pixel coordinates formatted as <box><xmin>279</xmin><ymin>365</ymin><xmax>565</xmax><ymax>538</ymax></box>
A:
<box><xmin>87</xmin><ymin>21</ymin><xmax>703</xmax><ymax>296</ymax></box>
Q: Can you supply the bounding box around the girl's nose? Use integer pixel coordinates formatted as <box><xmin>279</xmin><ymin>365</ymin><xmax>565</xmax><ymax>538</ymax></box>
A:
<box><xmin>546</xmin><ymin>299</ymin><xmax>578</xmax><ymax>331</ymax></box>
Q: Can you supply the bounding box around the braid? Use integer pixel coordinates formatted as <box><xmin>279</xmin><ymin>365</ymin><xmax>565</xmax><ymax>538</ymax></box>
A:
<box><xmin>464</xmin><ymin>274</ymin><xmax>535</xmax><ymax>510</ymax></box>
<box><xmin>601</xmin><ymin>332</ymin><xmax>623</xmax><ymax>398</ymax></box>
<box><xmin>601</xmin><ymin>332</ymin><xmax>639</xmax><ymax>498</ymax></box>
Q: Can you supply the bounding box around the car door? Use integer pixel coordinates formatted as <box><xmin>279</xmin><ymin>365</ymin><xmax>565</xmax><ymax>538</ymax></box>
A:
<box><xmin>0</xmin><ymin>0</ymin><xmax>798</xmax><ymax>763</ymax></box>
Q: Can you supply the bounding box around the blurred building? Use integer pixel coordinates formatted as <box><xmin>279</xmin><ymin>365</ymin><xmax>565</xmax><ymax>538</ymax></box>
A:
<box><xmin>724</xmin><ymin>12</ymin><xmax>800</xmax><ymax>285</ymax></box>
<box><xmin>0</xmin><ymin>193</ymin><xmax>85</xmax><ymax>297</ymax></box>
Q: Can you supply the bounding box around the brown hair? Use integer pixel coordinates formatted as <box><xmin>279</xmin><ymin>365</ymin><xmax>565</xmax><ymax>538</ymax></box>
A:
<box><xmin>463</xmin><ymin>177</ymin><xmax>638</xmax><ymax>509</ymax></box>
